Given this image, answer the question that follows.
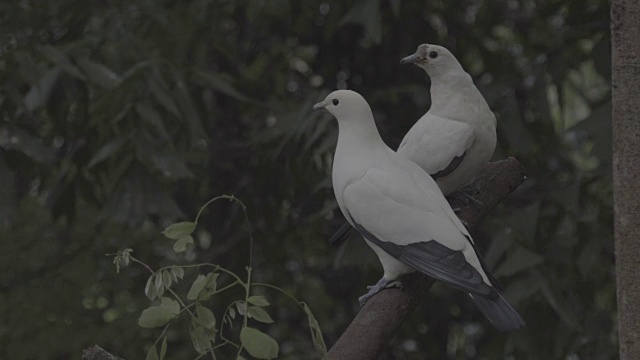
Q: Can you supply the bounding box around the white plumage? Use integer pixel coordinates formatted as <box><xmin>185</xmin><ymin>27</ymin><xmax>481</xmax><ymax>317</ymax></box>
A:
<box><xmin>314</xmin><ymin>90</ymin><xmax>523</xmax><ymax>332</ymax></box>
<box><xmin>328</xmin><ymin>44</ymin><xmax>496</xmax><ymax>245</ymax></box>
<box><xmin>399</xmin><ymin>44</ymin><xmax>496</xmax><ymax>196</ymax></box>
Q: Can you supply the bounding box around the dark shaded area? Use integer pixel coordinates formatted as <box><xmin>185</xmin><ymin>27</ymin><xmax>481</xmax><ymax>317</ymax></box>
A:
<box><xmin>0</xmin><ymin>1</ymin><xmax>613</xmax><ymax>359</ymax></box>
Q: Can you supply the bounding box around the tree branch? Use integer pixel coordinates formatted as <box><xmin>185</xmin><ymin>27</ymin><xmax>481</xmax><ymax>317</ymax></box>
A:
<box><xmin>327</xmin><ymin>157</ymin><xmax>527</xmax><ymax>360</ymax></box>
<box><xmin>82</xmin><ymin>346</ymin><xmax>126</xmax><ymax>360</ymax></box>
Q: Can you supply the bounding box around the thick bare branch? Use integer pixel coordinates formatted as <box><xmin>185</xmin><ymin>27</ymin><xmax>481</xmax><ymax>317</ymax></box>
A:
<box><xmin>327</xmin><ymin>157</ymin><xmax>527</xmax><ymax>360</ymax></box>
<box><xmin>82</xmin><ymin>346</ymin><xmax>126</xmax><ymax>360</ymax></box>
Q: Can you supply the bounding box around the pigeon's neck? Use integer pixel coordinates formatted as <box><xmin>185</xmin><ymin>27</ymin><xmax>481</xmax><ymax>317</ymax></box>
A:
<box><xmin>429</xmin><ymin>71</ymin><xmax>485</xmax><ymax>120</ymax></box>
<box><xmin>336</xmin><ymin>114</ymin><xmax>386</xmax><ymax>152</ymax></box>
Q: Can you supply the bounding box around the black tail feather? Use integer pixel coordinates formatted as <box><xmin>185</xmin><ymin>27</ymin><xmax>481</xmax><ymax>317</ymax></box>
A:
<box><xmin>470</xmin><ymin>292</ymin><xmax>525</xmax><ymax>332</ymax></box>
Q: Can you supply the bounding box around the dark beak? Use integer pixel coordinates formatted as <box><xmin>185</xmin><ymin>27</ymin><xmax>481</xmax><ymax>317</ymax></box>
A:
<box><xmin>313</xmin><ymin>101</ymin><xmax>328</xmax><ymax>111</ymax></box>
<box><xmin>400</xmin><ymin>53</ymin><xmax>421</xmax><ymax>65</ymax></box>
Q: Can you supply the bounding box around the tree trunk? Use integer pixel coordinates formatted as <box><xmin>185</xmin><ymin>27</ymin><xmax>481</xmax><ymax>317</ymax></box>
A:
<box><xmin>611</xmin><ymin>0</ymin><xmax>640</xmax><ymax>359</ymax></box>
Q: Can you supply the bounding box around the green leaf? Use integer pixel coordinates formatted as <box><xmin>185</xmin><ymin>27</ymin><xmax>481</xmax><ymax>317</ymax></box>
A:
<box><xmin>494</xmin><ymin>246</ymin><xmax>545</xmax><ymax>277</ymax></box>
<box><xmin>145</xmin><ymin>275</ymin><xmax>158</xmax><ymax>300</ymax></box>
<box><xmin>198</xmin><ymin>272</ymin><xmax>219</xmax><ymax>301</ymax></box>
<box><xmin>138</xmin><ymin>297</ymin><xmax>180</xmax><ymax>328</ymax></box>
<box><xmin>162</xmin><ymin>222</ymin><xmax>197</xmax><ymax>240</ymax></box>
<box><xmin>173</xmin><ymin>235</ymin><xmax>194</xmax><ymax>253</ymax></box>
<box><xmin>39</xmin><ymin>45</ymin><xmax>86</xmax><ymax>80</ymax></box>
<box><xmin>76</xmin><ymin>58</ymin><xmax>122</xmax><ymax>89</ymax></box>
<box><xmin>237</xmin><ymin>356</ymin><xmax>247</xmax><ymax>360</ymax></box>
<box><xmin>187</xmin><ymin>274</ymin><xmax>208</xmax><ymax>300</ymax></box>
<box><xmin>88</xmin><ymin>137</ymin><xmax>128</xmax><ymax>168</ymax></box>
<box><xmin>160</xmin><ymin>337</ymin><xmax>167</xmax><ymax>360</ymax></box>
<box><xmin>240</xmin><ymin>327</ymin><xmax>279</xmax><ymax>359</ymax></box>
<box><xmin>170</xmin><ymin>266</ymin><xmax>184</xmax><ymax>282</ymax></box>
<box><xmin>149</xmin><ymin>152</ymin><xmax>195</xmax><ymax>179</ymax></box>
<box><xmin>301</xmin><ymin>302</ymin><xmax>327</xmax><ymax>355</ymax></box>
<box><xmin>236</xmin><ymin>302</ymin><xmax>247</xmax><ymax>316</ymax></box>
<box><xmin>229</xmin><ymin>307</ymin><xmax>236</xmax><ymax>319</ymax></box>
<box><xmin>145</xmin><ymin>345</ymin><xmax>159</xmax><ymax>360</ymax></box>
<box><xmin>24</xmin><ymin>68</ymin><xmax>61</xmax><ymax>112</ymax></box>
<box><xmin>190</xmin><ymin>325</ymin><xmax>212</xmax><ymax>354</ymax></box>
<box><xmin>196</xmin><ymin>303</ymin><xmax>216</xmax><ymax>329</ymax></box>
<box><xmin>135</xmin><ymin>102</ymin><xmax>172</xmax><ymax>142</ymax></box>
<box><xmin>192</xmin><ymin>70</ymin><xmax>251</xmax><ymax>102</ymax></box>
<box><xmin>162</xmin><ymin>270</ymin><xmax>172</xmax><ymax>289</ymax></box>
<box><xmin>150</xmin><ymin>73</ymin><xmax>182</xmax><ymax>119</ymax></box>
<box><xmin>248</xmin><ymin>306</ymin><xmax>274</xmax><ymax>324</ymax></box>
<box><xmin>154</xmin><ymin>273</ymin><xmax>164</xmax><ymax>293</ymax></box>
<box><xmin>247</xmin><ymin>295</ymin><xmax>270</xmax><ymax>307</ymax></box>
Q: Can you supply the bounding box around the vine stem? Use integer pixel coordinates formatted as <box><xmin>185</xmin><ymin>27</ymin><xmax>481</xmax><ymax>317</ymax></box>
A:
<box><xmin>192</xmin><ymin>194</ymin><xmax>254</xmax><ymax>271</ymax></box>
<box><xmin>236</xmin><ymin>266</ymin><xmax>252</xmax><ymax>359</ymax></box>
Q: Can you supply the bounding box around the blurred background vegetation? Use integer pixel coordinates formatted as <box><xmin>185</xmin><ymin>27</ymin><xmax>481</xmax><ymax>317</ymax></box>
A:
<box><xmin>0</xmin><ymin>0</ymin><xmax>613</xmax><ymax>359</ymax></box>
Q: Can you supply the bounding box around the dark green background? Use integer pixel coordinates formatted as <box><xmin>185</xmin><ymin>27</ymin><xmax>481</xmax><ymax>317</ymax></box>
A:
<box><xmin>0</xmin><ymin>0</ymin><xmax>613</xmax><ymax>359</ymax></box>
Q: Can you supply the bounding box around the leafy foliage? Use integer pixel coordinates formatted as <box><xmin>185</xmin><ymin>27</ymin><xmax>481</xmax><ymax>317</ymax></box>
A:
<box><xmin>0</xmin><ymin>0</ymin><xmax>613</xmax><ymax>359</ymax></box>
<box><xmin>112</xmin><ymin>196</ymin><xmax>326</xmax><ymax>359</ymax></box>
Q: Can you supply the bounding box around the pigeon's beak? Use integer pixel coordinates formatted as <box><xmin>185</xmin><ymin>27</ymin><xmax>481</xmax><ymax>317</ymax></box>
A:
<box><xmin>400</xmin><ymin>53</ymin><xmax>422</xmax><ymax>65</ymax></box>
<box><xmin>313</xmin><ymin>101</ymin><xmax>328</xmax><ymax>111</ymax></box>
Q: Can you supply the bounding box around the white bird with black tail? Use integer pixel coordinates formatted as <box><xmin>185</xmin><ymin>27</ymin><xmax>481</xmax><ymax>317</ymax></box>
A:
<box><xmin>329</xmin><ymin>44</ymin><xmax>497</xmax><ymax>245</ymax></box>
<box><xmin>314</xmin><ymin>90</ymin><xmax>523</xmax><ymax>332</ymax></box>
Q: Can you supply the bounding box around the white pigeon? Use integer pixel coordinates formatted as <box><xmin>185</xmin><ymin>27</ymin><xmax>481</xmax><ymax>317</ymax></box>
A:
<box><xmin>314</xmin><ymin>90</ymin><xmax>524</xmax><ymax>332</ymax></box>
<box><xmin>328</xmin><ymin>44</ymin><xmax>496</xmax><ymax>245</ymax></box>
<box><xmin>398</xmin><ymin>43</ymin><xmax>496</xmax><ymax>196</ymax></box>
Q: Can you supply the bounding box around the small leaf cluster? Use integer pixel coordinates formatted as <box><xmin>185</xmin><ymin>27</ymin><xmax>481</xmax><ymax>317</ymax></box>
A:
<box><xmin>114</xmin><ymin>196</ymin><xmax>328</xmax><ymax>359</ymax></box>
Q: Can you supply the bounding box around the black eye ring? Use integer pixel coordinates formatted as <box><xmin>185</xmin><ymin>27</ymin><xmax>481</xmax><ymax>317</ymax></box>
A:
<box><xmin>333</xmin><ymin>99</ymin><xmax>339</xmax><ymax>106</ymax></box>
<box><xmin>429</xmin><ymin>51</ymin><xmax>438</xmax><ymax>59</ymax></box>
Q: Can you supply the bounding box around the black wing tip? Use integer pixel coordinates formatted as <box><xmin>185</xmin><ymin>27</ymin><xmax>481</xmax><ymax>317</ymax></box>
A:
<box><xmin>470</xmin><ymin>293</ymin><xmax>525</xmax><ymax>332</ymax></box>
<box><xmin>328</xmin><ymin>222</ymin><xmax>354</xmax><ymax>245</ymax></box>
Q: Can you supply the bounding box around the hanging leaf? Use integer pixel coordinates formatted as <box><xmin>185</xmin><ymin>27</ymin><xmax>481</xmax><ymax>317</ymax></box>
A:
<box><xmin>236</xmin><ymin>302</ymin><xmax>247</xmax><ymax>316</ymax></box>
<box><xmin>196</xmin><ymin>303</ymin><xmax>217</xmax><ymax>329</ymax></box>
<box><xmin>240</xmin><ymin>327</ymin><xmax>279</xmax><ymax>360</ymax></box>
<box><xmin>173</xmin><ymin>235</ymin><xmax>194</xmax><ymax>253</ymax></box>
<box><xmin>145</xmin><ymin>345</ymin><xmax>159</xmax><ymax>360</ymax></box>
<box><xmin>162</xmin><ymin>222</ymin><xmax>197</xmax><ymax>240</ymax></box>
<box><xmin>162</xmin><ymin>270</ymin><xmax>172</xmax><ymax>289</ymax></box>
<box><xmin>248</xmin><ymin>306</ymin><xmax>274</xmax><ymax>324</ymax></box>
<box><xmin>301</xmin><ymin>302</ymin><xmax>327</xmax><ymax>356</ymax></box>
<box><xmin>138</xmin><ymin>297</ymin><xmax>180</xmax><ymax>328</ymax></box>
<box><xmin>145</xmin><ymin>275</ymin><xmax>158</xmax><ymax>301</ymax></box>
<box><xmin>171</xmin><ymin>266</ymin><xmax>185</xmax><ymax>281</ymax></box>
<box><xmin>187</xmin><ymin>274</ymin><xmax>208</xmax><ymax>300</ymax></box>
<box><xmin>157</xmin><ymin>337</ymin><xmax>166</xmax><ymax>360</ymax></box>
<box><xmin>198</xmin><ymin>273</ymin><xmax>219</xmax><ymax>301</ymax></box>
<box><xmin>190</xmin><ymin>325</ymin><xmax>212</xmax><ymax>354</ymax></box>
<box><xmin>154</xmin><ymin>273</ymin><xmax>164</xmax><ymax>296</ymax></box>
<box><xmin>247</xmin><ymin>295</ymin><xmax>270</xmax><ymax>307</ymax></box>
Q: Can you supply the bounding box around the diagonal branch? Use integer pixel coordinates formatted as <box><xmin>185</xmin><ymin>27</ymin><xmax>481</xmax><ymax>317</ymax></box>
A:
<box><xmin>327</xmin><ymin>157</ymin><xmax>527</xmax><ymax>360</ymax></box>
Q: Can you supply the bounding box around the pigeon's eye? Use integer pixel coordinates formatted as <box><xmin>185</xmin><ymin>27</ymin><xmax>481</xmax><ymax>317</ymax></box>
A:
<box><xmin>333</xmin><ymin>99</ymin><xmax>340</xmax><ymax>106</ymax></box>
<box><xmin>429</xmin><ymin>51</ymin><xmax>438</xmax><ymax>59</ymax></box>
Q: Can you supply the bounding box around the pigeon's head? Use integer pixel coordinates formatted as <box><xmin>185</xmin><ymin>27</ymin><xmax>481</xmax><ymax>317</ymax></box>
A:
<box><xmin>313</xmin><ymin>90</ymin><xmax>371</xmax><ymax>121</ymax></box>
<box><xmin>400</xmin><ymin>44</ymin><xmax>463</xmax><ymax>75</ymax></box>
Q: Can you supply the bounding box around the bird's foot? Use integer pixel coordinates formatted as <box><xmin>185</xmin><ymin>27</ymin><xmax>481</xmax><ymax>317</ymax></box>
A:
<box><xmin>359</xmin><ymin>278</ymin><xmax>402</xmax><ymax>306</ymax></box>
